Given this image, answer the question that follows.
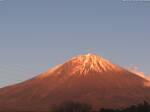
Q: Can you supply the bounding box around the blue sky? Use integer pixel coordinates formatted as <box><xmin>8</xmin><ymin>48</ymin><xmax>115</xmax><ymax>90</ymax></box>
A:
<box><xmin>0</xmin><ymin>0</ymin><xmax>150</xmax><ymax>87</ymax></box>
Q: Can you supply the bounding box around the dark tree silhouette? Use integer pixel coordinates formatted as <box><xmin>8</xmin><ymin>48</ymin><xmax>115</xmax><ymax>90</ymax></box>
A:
<box><xmin>51</xmin><ymin>101</ymin><xmax>150</xmax><ymax>112</ymax></box>
<box><xmin>52</xmin><ymin>101</ymin><xmax>92</xmax><ymax>112</ymax></box>
<box><xmin>99</xmin><ymin>101</ymin><xmax>150</xmax><ymax>112</ymax></box>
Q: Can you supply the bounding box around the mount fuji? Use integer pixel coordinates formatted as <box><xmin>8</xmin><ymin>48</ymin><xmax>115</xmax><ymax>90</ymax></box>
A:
<box><xmin>0</xmin><ymin>53</ymin><xmax>150</xmax><ymax>112</ymax></box>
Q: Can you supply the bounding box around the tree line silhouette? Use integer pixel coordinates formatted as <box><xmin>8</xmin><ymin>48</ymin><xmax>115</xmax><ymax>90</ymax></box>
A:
<box><xmin>51</xmin><ymin>101</ymin><xmax>150</xmax><ymax>112</ymax></box>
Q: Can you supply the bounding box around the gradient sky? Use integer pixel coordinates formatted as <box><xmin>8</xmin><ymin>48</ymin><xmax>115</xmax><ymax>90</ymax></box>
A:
<box><xmin>0</xmin><ymin>0</ymin><xmax>150</xmax><ymax>87</ymax></box>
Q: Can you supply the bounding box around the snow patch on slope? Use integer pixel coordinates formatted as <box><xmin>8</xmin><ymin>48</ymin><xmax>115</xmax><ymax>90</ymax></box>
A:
<box><xmin>127</xmin><ymin>65</ymin><xmax>150</xmax><ymax>81</ymax></box>
<box><xmin>126</xmin><ymin>65</ymin><xmax>150</xmax><ymax>87</ymax></box>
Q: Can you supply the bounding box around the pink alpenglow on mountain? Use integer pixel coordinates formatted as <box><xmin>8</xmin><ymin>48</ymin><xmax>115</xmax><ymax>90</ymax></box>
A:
<box><xmin>0</xmin><ymin>53</ymin><xmax>150</xmax><ymax>112</ymax></box>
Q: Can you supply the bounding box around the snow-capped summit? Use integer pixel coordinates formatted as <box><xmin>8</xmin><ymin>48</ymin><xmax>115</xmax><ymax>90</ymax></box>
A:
<box><xmin>40</xmin><ymin>53</ymin><xmax>122</xmax><ymax>78</ymax></box>
<box><xmin>66</xmin><ymin>53</ymin><xmax>121</xmax><ymax>74</ymax></box>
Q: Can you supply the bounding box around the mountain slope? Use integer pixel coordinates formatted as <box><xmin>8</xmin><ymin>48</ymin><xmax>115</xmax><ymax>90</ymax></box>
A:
<box><xmin>0</xmin><ymin>53</ymin><xmax>150</xmax><ymax>111</ymax></box>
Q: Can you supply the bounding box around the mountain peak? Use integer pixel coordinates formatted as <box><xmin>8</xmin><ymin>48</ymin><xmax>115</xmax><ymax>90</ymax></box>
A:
<box><xmin>70</xmin><ymin>53</ymin><xmax>104</xmax><ymax>65</ymax></box>
<box><xmin>66</xmin><ymin>53</ymin><xmax>121</xmax><ymax>75</ymax></box>
<box><xmin>39</xmin><ymin>53</ymin><xmax>122</xmax><ymax>78</ymax></box>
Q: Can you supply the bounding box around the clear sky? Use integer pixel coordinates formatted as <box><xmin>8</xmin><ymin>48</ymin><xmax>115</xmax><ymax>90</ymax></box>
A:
<box><xmin>0</xmin><ymin>0</ymin><xmax>150</xmax><ymax>87</ymax></box>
